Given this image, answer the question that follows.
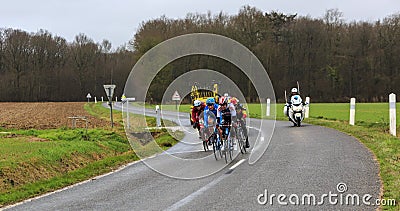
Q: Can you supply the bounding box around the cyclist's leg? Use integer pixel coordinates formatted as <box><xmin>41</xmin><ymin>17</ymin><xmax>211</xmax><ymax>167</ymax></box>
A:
<box><xmin>241</xmin><ymin>119</ymin><xmax>250</xmax><ymax>148</ymax></box>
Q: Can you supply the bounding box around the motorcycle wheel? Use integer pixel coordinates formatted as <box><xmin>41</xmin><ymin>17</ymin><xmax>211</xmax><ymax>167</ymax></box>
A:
<box><xmin>296</xmin><ymin>117</ymin><xmax>301</xmax><ymax>127</ymax></box>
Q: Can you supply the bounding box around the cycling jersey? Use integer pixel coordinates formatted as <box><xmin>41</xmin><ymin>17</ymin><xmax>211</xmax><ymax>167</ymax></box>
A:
<box><xmin>217</xmin><ymin>103</ymin><xmax>236</xmax><ymax>126</ymax></box>
<box><xmin>204</xmin><ymin>103</ymin><xmax>218</xmax><ymax>128</ymax></box>
<box><xmin>235</xmin><ymin>104</ymin><xmax>247</xmax><ymax>120</ymax></box>
<box><xmin>191</xmin><ymin>102</ymin><xmax>206</xmax><ymax>124</ymax></box>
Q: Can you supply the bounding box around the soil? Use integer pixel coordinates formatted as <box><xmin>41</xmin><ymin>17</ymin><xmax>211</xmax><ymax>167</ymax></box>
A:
<box><xmin>0</xmin><ymin>102</ymin><xmax>110</xmax><ymax>129</ymax></box>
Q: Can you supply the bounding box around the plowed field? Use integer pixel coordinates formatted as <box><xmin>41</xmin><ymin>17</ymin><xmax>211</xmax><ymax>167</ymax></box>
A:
<box><xmin>0</xmin><ymin>102</ymin><xmax>110</xmax><ymax>129</ymax></box>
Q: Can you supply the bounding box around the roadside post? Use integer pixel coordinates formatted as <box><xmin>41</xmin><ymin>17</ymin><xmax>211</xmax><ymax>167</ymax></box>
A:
<box><xmin>86</xmin><ymin>93</ymin><xmax>92</xmax><ymax>103</ymax></box>
<box><xmin>156</xmin><ymin>105</ymin><xmax>161</xmax><ymax>127</ymax></box>
<box><xmin>172</xmin><ymin>90</ymin><xmax>181</xmax><ymax>110</ymax></box>
<box><xmin>101</xmin><ymin>97</ymin><xmax>104</xmax><ymax>102</ymax></box>
<box><xmin>122</xmin><ymin>95</ymin><xmax>135</xmax><ymax>130</ymax></box>
<box><xmin>349</xmin><ymin>98</ymin><xmax>356</xmax><ymax>125</ymax></box>
<box><xmin>389</xmin><ymin>93</ymin><xmax>396</xmax><ymax>136</ymax></box>
<box><xmin>94</xmin><ymin>97</ymin><xmax>97</xmax><ymax>104</ymax></box>
<box><xmin>305</xmin><ymin>97</ymin><xmax>310</xmax><ymax>118</ymax></box>
<box><xmin>103</xmin><ymin>85</ymin><xmax>116</xmax><ymax>128</ymax></box>
<box><xmin>266</xmin><ymin>98</ymin><xmax>270</xmax><ymax>117</ymax></box>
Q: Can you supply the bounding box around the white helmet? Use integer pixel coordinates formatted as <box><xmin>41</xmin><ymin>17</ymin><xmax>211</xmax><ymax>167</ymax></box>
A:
<box><xmin>291</xmin><ymin>88</ymin><xmax>298</xmax><ymax>93</ymax></box>
<box><xmin>193</xmin><ymin>100</ymin><xmax>201</xmax><ymax>107</ymax></box>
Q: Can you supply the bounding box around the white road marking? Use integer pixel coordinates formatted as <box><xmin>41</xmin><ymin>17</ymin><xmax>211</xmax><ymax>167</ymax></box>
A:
<box><xmin>229</xmin><ymin>159</ymin><xmax>246</xmax><ymax>170</ymax></box>
<box><xmin>2</xmin><ymin>158</ymin><xmax>148</xmax><ymax>210</ymax></box>
<box><xmin>167</xmin><ymin>173</ymin><xmax>228</xmax><ymax>210</ymax></box>
<box><xmin>168</xmin><ymin>158</ymin><xmax>247</xmax><ymax>210</ymax></box>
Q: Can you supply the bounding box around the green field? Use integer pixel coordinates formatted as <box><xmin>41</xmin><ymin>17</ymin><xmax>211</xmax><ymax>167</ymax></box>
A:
<box><xmin>141</xmin><ymin>102</ymin><xmax>400</xmax><ymax>128</ymax></box>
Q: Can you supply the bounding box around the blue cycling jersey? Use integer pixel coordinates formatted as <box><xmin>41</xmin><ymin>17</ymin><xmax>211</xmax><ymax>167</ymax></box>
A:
<box><xmin>204</xmin><ymin>103</ymin><xmax>218</xmax><ymax>128</ymax></box>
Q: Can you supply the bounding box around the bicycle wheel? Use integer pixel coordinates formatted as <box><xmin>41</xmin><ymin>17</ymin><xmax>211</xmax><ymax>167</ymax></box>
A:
<box><xmin>202</xmin><ymin>129</ymin><xmax>209</xmax><ymax>152</ymax></box>
<box><xmin>211</xmin><ymin>136</ymin><xmax>218</xmax><ymax>160</ymax></box>
<box><xmin>228</xmin><ymin>137</ymin><xmax>233</xmax><ymax>161</ymax></box>
<box><xmin>223</xmin><ymin>137</ymin><xmax>228</xmax><ymax>163</ymax></box>
<box><xmin>237</xmin><ymin>128</ymin><xmax>245</xmax><ymax>154</ymax></box>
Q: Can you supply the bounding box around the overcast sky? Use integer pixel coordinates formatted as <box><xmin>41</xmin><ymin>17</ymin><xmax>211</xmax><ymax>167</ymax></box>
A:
<box><xmin>1</xmin><ymin>0</ymin><xmax>399</xmax><ymax>48</ymax></box>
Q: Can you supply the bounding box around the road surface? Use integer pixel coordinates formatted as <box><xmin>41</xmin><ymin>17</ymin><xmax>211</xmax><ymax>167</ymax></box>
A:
<box><xmin>6</xmin><ymin>103</ymin><xmax>381</xmax><ymax>210</ymax></box>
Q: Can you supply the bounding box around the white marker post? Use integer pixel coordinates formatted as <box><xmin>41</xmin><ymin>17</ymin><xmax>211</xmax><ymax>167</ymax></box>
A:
<box><xmin>389</xmin><ymin>93</ymin><xmax>396</xmax><ymax>136</ymax></box>
<box><xmin>305</xmin><ymin>97</ymin><xmax>310</xmax><ymax>118</ymax></box>
<box><xmin>101</xmin><ymin>97</ymin><xmax>104</xmax><ymax>102</ymax></box>
<box><xmin>266</xmin><ymin>98</ymin><xmax>270</xmax><ymax>117</ymax></box>
<box><xmin>94</xmin><ymin>97</ymin><xmax>97</xmax><ymax>104</ymax></box>
<box><xmin>156</xmin><ymin>105</ymin><xmax>161</xmax><ymax>127</ymax></box>
<box><xmin>349</xmin><ymin>98</ymin><xmax>356</xmax><ymax>125</ymax></box>
<box><xmin>124</xmin><ymin>97</ymin><xmax>135</xmax><ymax>130</ymax></box>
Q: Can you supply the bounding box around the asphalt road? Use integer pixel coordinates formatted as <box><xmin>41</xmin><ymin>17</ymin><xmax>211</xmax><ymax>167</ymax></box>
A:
<box><xmin>6</xmin><ymin>103</ymin><xmax>381</xmax><ymax>210</ymax></box>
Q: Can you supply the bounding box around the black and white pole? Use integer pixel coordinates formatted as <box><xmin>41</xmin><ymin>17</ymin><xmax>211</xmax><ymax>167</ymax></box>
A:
<box><xmin>389</xmin><ymin>93</ymin><xmax>396</xmax><ymax>136</ymax></box>
<box><xmin>266</xmin><ymin>98</ymin><xmax>270</xmax><ymax>117</ymax></box>
<box><xmin>305</xmin><ymin>97</ymin><xmax>310</xmax><ymax>118</ymax></box>
<box><xmin>350</xmin><ymin>98</ymin><xmax>356</xmax><ymax>125</ymax></box>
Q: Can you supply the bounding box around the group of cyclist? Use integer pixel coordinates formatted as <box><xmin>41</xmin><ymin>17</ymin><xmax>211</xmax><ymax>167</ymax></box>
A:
<box><xmin>191</xmin><ymin>94</ymin><xmax>250</xmax><ymax>149</ymax></box>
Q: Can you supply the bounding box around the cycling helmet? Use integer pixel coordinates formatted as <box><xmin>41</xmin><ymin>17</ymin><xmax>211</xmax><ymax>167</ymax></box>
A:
<box><xmin>291</xmin><ymin>88</ymin><xmax>298</xmax><ymax>93</ymax></box>
<box><xmin>193</xmin><ymin>100</ymin><xmax>201</xmax><ymax>107</ymax></box>
<box><xmin>219</xmin><ymin>96</ymin><xmax>228</xmax><ymax>105</ymax></box>
<box><xmin>206</xmin><ymin>98</ymin><xmax>215</xmax><ymax>105</ymax></box>
<box><xmin>230</xmin><ymin>97</ymin><xmax>238</xmax><ymax>105</ymax></box>
<box><xmin>224</xmin><ymin>93</ymin><xmax>229</xmax><ymax>97</ymax></box>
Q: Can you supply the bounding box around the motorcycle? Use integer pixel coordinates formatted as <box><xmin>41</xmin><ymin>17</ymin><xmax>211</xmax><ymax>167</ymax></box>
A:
<box><xmin>286</xmin><ymin>101</ymin><xmax>305</xmax><ymax>127</ymax></box>
<box><xmin>284</xmin><ymin>83</ymin><xmax>306</xmax><ymax>127</ymax></box>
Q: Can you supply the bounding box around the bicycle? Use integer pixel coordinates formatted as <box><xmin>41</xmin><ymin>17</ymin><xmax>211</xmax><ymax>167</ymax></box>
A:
<box><xmin>220</xmin><ymin>124</ymin><xmax>234</xmax><ymax>163</ymax></box>
<box><xmin>199</xmin><ymin>119</ymin><xmax>209</xmax><ymax>152</ymax></box>
<box><xmin>208</xmin><ymin>124</ymin><xmax>222</xmax><ymax>160</ymax></box>
<box><xmin>234</xmin><ymin>119</ymin><xmax>247</xmax><ymax>154</ymax></box>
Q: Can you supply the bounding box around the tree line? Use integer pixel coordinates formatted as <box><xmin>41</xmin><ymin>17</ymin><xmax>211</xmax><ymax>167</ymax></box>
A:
<box><xmin>0</xmin><ymin>29</ymin><xmax>134</xmax><ymax>101</ymax></box>
<box><xmin>1</xmin><ymin>6</ymin><xmax>400</xmax><ymax>102</ymax></box>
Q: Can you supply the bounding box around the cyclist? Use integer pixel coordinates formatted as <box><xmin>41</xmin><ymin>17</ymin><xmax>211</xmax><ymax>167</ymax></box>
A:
<box><xmin>230</xmin><ymin>97</ymin><xmax>250</xmax><ymax>148</ymax></box>
<box><xmin>203</xmin><ymin>97</ymin><xmax>218</xmax><ymax>145</ymax></box>
<box><xmin>217</xmin><ymin>96</ymin><xmax>237</xmax><ymax>148</ymax></box>
<box><xmin>191</xmin><ymin>100</ymin><xmax>205</xmax><ymax>137</ymax></box>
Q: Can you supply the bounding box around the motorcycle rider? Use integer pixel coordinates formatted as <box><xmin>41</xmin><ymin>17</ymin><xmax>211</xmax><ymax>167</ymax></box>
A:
<box><xmin>230</xmin><ymin>97</ymin><xmax>250</xmax><ymax>148</ymax></box>
<box><xmin>284</xmin><ymin>88</ymin><xmax>303</xmax><ymax>117</ymax></box>
<box><xmin>191</xmin><ymin>100</ymin><xmax>206</xmax><ymax>137</ymax></box>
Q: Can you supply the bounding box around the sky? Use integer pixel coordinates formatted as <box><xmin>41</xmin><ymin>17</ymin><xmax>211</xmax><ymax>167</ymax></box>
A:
<box><xmin>1</xmin><ymin>0</ymin><xmax>399</xmax><ymax>49</ymax></box>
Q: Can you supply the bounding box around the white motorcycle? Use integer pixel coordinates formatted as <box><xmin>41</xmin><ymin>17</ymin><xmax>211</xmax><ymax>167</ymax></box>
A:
<box><xmin>288</xmin><ymin>102</ymin><xmax>305</xmax><ymax>127</ymax></box>
<box><xmin>284</xmin><ymin>95</ymin><xmax>305</xmax><ymax>127</ymax></box>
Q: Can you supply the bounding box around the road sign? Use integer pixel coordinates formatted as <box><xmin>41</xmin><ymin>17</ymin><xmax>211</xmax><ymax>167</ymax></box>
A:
<box><xmin>103</xmin><ymin>85</ymin><xmax>116</xmax><ymax>101</ymax></box>
<box><xmin>172</xmin><ymin>91</ymin><xmax>181</xmax><ymax>101</ymax></box>
<box><xmin>86</xmin><ymin>93</ymin><xmax>92</xmax><ymax>103</ymax></box>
